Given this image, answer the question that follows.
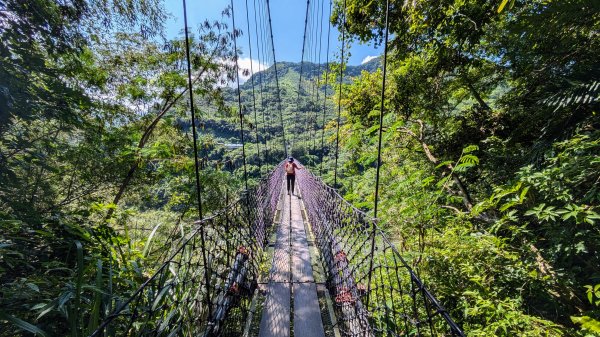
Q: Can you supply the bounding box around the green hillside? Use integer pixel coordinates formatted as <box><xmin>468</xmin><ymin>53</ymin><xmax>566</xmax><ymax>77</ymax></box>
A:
<box><xmin>200</xmin><ymin>57</ymin><xmax>383</xmax><ymax>179</ymax></box>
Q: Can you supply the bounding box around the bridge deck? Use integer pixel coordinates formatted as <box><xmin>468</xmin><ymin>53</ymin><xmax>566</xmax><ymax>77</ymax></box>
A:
<box><xmin>259</xmin><ymin>183</ymin><xmax>325</xmax><ymax>337</ymax></box>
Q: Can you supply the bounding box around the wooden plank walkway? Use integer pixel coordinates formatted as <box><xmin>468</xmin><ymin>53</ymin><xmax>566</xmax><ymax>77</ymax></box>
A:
<box><xmin>259</xmin><ymin>184</ymin><xmax>325</xmax><ymax>337</ymax></box>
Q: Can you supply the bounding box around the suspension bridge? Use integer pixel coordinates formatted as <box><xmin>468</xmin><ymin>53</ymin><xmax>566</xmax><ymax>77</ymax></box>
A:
<box><xmin>90</xmin><ymin>0</ymin><xmax>467</xmax><ymax>336</ymax></box>
<box><xmin>89</xmin><ymin>163</ymin><xmax>464</xmax><ymax>337</ymax></box>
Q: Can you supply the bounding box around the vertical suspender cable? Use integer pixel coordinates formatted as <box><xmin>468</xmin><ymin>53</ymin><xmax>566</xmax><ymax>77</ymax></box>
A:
<box><xmin>266</xmin><ymin>0</ymin><xmax>288</xmax><ymax>157</ymax></box>
<box><xmin>311</xmin><ymin>0</ymin><xmax>324</xmax><ymax>156</ymax></box>
<box><xmin>305</xmin><ymin>0</ymin><xmax>315</xmax><ymax>154</ymax></box>
<box><xmin>295</xmin><ymin>0</ymin><xmax>311</xmax><ymax>157</ymax></box>
<box><xmin>245</xmin><ymin>0</ymin><xmax>261</xmax><ymax>174</ymax></box>
<box><xmin>231</xmin><ymin>0</ymin><xmax>250</xmax><ymax>194</ymax></box>
<box><xmin>319</xmin><ymin>0</ymin><xmax>332</xmax><ymax>176</ymax></box>
<box><xmin>254</xmin><ymin>0</ymin><xmax>269</xmax><ymax>167</ymax></box>
<box><xmin>373</xmin><ymin>0</ymin><xmax>390</xmax><ymax>220</ymax></box>
<box><xmin>367</xmin><ymin>0</ymin><xmax>390</xmax><ymax>305</ymax></box>
<box><xmin>260</xmin><ymin>0</ymin><xmax>275</xmax><ymax>163</ymax></box>
<box><xmin>181</xmin><ymin>0</ymin><xmax>211</xmax><ymax>319</ymax></box>
<box><xmin>261</xmin><ymin>0</ymin><xmax>275</xmax><ymax>162</ymax></box>
<box><xmin>304</xmin><ymin>0</ymin><xmax>314</xmax><ymax>156</ymax></box>
<box><xmin>333</xmin><ymin>0</ymin><xmax>347</xmax><ymax>188</ymax></box>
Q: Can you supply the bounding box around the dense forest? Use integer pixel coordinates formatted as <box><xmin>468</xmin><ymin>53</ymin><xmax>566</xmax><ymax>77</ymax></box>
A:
<box><xmin>1</xmin><ymin>0</ymin><xmax>599</xmax><ymax>336</ymax></box>
<box><xmin>320</xmin><ymin>0</ymin><xmax>599</xmax><ymax>335</ymax></box>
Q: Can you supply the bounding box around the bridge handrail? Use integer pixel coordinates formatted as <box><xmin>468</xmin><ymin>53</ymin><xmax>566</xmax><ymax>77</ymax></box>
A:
<box><xmin>296</xmin><ymin>164</ymin><xmax>466</xmax><ymax>336</ymax></box>
<box><xmin>89</xmin><ymin>163</ymin><xmax>284</xmax><ymax>337</ymax></box>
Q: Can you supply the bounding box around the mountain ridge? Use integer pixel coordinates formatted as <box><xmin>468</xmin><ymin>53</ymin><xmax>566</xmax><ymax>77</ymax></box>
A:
<box><xmin>240</xmin><ymin>56</ymin><xmax>382</xmax><ymax>90</ymax></box>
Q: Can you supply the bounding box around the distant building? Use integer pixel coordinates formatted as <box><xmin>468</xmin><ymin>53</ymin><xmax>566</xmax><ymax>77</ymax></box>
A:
<box><xmin>222</xmin><ymin>143</ymin><xmax>243</xmax><ymax>149</ymax></box>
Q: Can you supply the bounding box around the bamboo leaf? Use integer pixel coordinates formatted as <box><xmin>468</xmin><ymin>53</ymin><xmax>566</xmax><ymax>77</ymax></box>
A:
<box><xmin>143</xmin><ymin>223</ymin><xmax>162</xmax><ymax>257</ymax></box>
<box><xmin>0</xmin><ymin>311</ymin><xmax>49</xmax><ymax>337</ymax></box>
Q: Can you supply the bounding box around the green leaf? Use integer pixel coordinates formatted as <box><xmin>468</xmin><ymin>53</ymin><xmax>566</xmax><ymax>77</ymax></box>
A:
<box><xmin>143</xmin><ymin>223</ymin><xmax>162</xmax><ymax>257</ymax></box>
<box><xmin>435</xmin><ymin>160</ymin><xmax>453</xmax><ymax>169</ymax></box>
<box><xmin>0</xmin><ymin>311</ymin><xmax>49</xmax><ymax>337</ymax></box>
<box><xmin>26</xmin><ymin>283</ymin><xmax>40</xmax><ymax>292</ymax></box>
<box><xmin>519</xmin><ymin>186</ymin><xmax>530</xmax><ymax>201</ymax></box>
<box><xmin>571</xmin><ymin>315</ymin><xmax>600</xmax><ymax>333</ymax></box>
<box><xmin>35</xmin><ymin>301</ymin><xmax>56</xmax><ymax>320</ymax></box>
<box><xmin>462</xmin><ymin>145</ymin><xmax>479</xmax><ymax>154</ymax></box>
<box><xmin>86</xmin><ymin>259</ymin><xmax>103</xmax><ymax>335</ymax></box>
<box><xmin>497</xmin><ymin>0</ymin><xmax>510</xmax><ymax>13</ymax></box>
<box><xmin>152</xmin><ymin>284</ymin><xmax>173</xmax><ymax>311</ymax></box>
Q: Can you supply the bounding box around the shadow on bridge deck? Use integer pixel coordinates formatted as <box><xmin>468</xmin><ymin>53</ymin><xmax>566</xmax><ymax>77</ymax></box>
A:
<box><xmin>258</xmin><ymin>181</ymin><xmax>326</xmax><ymax>337</ymax></box>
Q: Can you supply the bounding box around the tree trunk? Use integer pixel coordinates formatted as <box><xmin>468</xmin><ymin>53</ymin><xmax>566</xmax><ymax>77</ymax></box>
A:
<box><xmin>527</xmin><ymin>241</ymin><xmax>584</xmax><ymax>312</ymax></box>
<box><xmin>399</xmin><ymin>120</ymin><xmax>474</xmax><ymax>210</ymax></box>
<box><xmin>465</xmin><ymin>80</ymin><xmax>492</xmax><ymax>112</ymax></box>
<box><xmin>419</xmin><ymin>139</ymin><xmax>474</xmax><ymax>210</ymax></box>
<box><xmin>105</xmin><ymin>99</ymin><xmax>174</xmax><ymax>220</ymax></box>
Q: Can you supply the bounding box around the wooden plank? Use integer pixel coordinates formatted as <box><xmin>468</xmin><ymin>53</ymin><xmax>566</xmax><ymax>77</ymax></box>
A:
<box><xmin>290</xmin><ymin>195</ymin><xmax>313</xmax><ymax>282</ymax></box>
<box><xmin>259</xmin><ymin>178</ymin><xmax>327</xmax><ymax>337</ymax></box>
<box><xmin>260</xmin><ymin>187</ymin><xmax>292</xmax><ymax>337</ymax></box>
<box><xmin>293</xmin><ymin>283</ymin><xmax>326</xmax><ymax>337</ymax></box>
<box><xmin>291</xmin><ymin>220</ymin><xmax>313</xmax><ymax>283</ymax></box>
<box><xmin>270</xmin><ymin>188</ymin><xmax>290</xmax><ymax>283</ymax></box>
<box><xmin>269</xmin><ymin>247</ymin><xmax>290</xmax><ymax>283</ymax></box>
<box><xmin>259</xmin><ymin>282</ymin><xmax>291</xmax><ymax>337</ymax></box>
<box><xmin>292</xmin><ymin>246</ymin><xmax>313</xmax><ymax>282</ymax></box>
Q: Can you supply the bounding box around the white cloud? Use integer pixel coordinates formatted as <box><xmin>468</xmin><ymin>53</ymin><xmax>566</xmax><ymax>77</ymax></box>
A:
<box><xmin>236</xmin><ymin>57</ymin><xmax>269</xmax><ymax>85</ymax></box>
<box><xmin>361</xmin><ymin>55</ymin><xmax>378</xmax><ymax>64</ymax></box>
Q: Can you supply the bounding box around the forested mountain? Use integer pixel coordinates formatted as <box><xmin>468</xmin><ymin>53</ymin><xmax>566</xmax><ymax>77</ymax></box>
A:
<box><xmin>204</xmin><ymin>57</ymin><xmax>382</xmax><ymax>175</ymax></box>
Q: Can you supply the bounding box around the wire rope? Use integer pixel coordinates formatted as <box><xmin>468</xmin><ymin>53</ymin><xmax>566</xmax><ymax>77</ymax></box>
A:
<box><xmin>295</xmin><ymin>0</ymin><xmax>311</xmax><ymax>157</ymax></box>
<box><xmin>319</xmin><ymin>0</ymin><xmax>332</xmax><ymax>175</ymax></box>
<box><xmin>311</xmin><ymin>0</ymin><xmax>325</xmax><ymax>156</ymax></box>
<box><xmin>244</xmin><ymin>0</ymin><xmax>261</xmax><ymax>174</ymax></box>
<box><xmin>266</xmin><ymin>0</ymin><xmax>288</xmax><ymax>157</ymax></box>
<box><xmin>181</xmin><ymin>0</ymin><xmax>211</xmax><ymax>319</ymax></box>
<box><xmin>333</xmin><ymin>0</ymin><xmax>347</xmax><ymax>188</ymax></box>
<box><xmin>305</xmin><ymin>0</ymin><xmax>316</xmax><ymax>157</ymax></box>
<box><xmin>260</xmin><ymin>0</ymin><xmax>276</xmax><ymax>162</ymax></box>
<box><xmin>230</xmin><ymin>0</ymin><xmax>250</xmax><ymax>194</ymax></box>
<box><xmin>367</xmin><ymin>0</ymin><xmax>391</xmax><ymax>305</ymax></box>
<box><xmin>373</xmin><ymin>0</ymin><xmax>390</xmax><ymax>219</ymax></box>
<box><xmin>253</xmin><ymin>0</ymin><xmax>269</xmax><ymax>168</ymax></box>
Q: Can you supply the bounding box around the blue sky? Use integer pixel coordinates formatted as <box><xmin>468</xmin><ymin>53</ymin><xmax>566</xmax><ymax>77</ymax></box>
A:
<box><xmin>163</xmin><ymin>0</ymin><xmax>380</xmax><ymax>66</ymax></box>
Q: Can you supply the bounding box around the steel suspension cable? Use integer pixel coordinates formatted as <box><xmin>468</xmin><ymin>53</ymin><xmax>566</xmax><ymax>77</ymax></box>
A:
<box><xmin>295</xmin><ymin>0</ymin><xmax>311</xmax><ymax>157</ymax></box>
<box><xmin>244</xmin><ymin>0</ymin><xmax>261</xmax><ymax>174</ymax></box>
<box><xmin>306</xmin><ymin>0</ymin><xmax>315</xmax><ymax>149</ymax></box>
<box><xmin>373</xmin><ymin>0</ymin><xmax>390</xmax><ymax>219</ymax></box>
<box><xmin>333</xmin><ymin>0</ymin><xmax>347</xmax><ymax>187</ymax></box>
<box><xmin>257</xmin><ymin>0</ymin><xmax>270</xmax><ymax>161</ymax></box>
<box><xmin>266</xmin><ymin>0</ymin><xmax>288</xmax><ymax>157</ymax></box>
<box><xmin>230</xmin><ymin>0</ymin><xmax>250</xmax><ymax>194</ymax></box>
<box><xmin>367</xmin><ymin>0</ymin><xmax>391</xmax><ymax>305</ymax></box>
<box><xmin>181</xmin><ymin>0</ymin><xmax>211</xmax><ymax>319</ymax></box>
<box><xmin>260</xmin><ymin>0</ymin><xmax>276</xmax><ymax>162</ymax></box>
<box><xmin>311</xmin><ymin>0</ymin><xmax>325</xmax><ymax>156</ymax></box>
<box><xmin>319</xmin><ymin>0</ymin><xmax>332</xmax><ymax>175</ymax></box>
<box><xmin>305</xmin><ymin>0</ymin><xmax>315</xmax><ymax>157</ymax></box>
<box><xmin>253</xmin><ymin>0</ymin><xmax>269</xmax><ymax>167</ymax></box>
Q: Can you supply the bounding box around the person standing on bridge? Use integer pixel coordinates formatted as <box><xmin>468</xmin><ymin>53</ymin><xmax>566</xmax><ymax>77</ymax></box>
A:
<box><xmin>285</xmin><ymin>157</ymin><xmax>303</xmax><ymax>195</ymax></box>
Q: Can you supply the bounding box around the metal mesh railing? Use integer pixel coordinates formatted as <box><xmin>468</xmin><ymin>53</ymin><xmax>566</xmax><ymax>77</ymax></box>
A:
<box><xmin>296</xmin><ymin>167</ymin><xmax>465</xmax><ymax>337</ymax></box>
<box><xmin>90</xmin><ymin>162</ymin><xmax>463</xmax><ymax>337</ymax></box>
<box><xmin>89</xmin><ymin>165</ymin><xmax>283</xmax><ymax>337</ymax></box>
